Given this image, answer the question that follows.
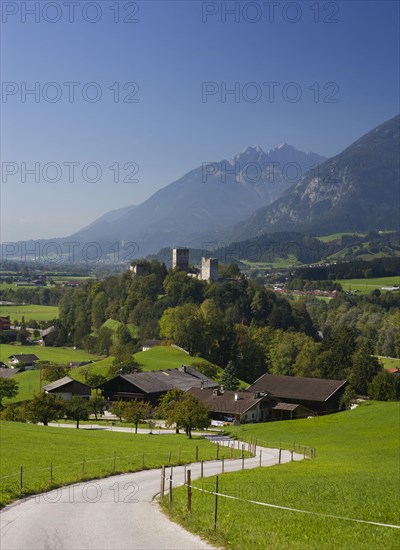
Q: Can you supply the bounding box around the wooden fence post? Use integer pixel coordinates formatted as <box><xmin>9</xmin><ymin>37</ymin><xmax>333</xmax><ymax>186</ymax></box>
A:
<box><xmin>195</xmin><ymin>445</ymin><xmax>198</xmax><ymax>461</ymax></box>
<box><xmin>201</xmin><ymin>460</ymin><xmax>204</xmax><ymax>478</ymax></box>
<box><xmin>169</xmin><ymin>468</ymin><xmax>173</xmax><ymax>504</ymax></box>
<box><xmin>221</xmin><ymin>457</ymin><xmax>224</xmax><ymax>473</ymax></box>
<box><xmin>278</xmin><ymin>448</ymin><xmax>282</xmax><ymax>465</ymax></box>
<box><xmin>230</xmin><ymin>444</ymin><xmax>233</xmax><ymax>460</ymax></box>
<box><xmin>160</xmin><ymin>465</ymin><xmax>165</xmax><ymax>500</ymax></box>
<box><xmin>291</xmin><ymin>450</ymin><xmax>294</xmax><ymax>462</ymax></box>
<box><xmin>187</xmin><ymin>469</ymin><xmax>192</xmax><ymax>513</ymax></box>
<box><xmin>259</xmin><ymin>450</ymin><xmax>262</xmax><ymax>467</ymax></box>
<box><xmin>213</xmin><ymin>476</ymin><xmax>219</xmax><ymax>530</ymax></box>
<box><xmin>241</xmin><ymin>445</ymin><xmax>245</xmax><ymax>470</ymax></box>
<box><xmin>216</xmin><ymin>443</ymin><xmax>219</xmax><ymax>460</ymax></box>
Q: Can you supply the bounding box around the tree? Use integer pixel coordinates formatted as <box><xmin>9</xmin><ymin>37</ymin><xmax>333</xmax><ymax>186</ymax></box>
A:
<box><xmin>158</xmin><ymin>391</ymin><xmax>209</xmax><ymax>438</ymax></box>
<box><xmin>174</xmin><ymin>394</ymin><xmax>210</xmax><ymax>438</ymax></box>
<box><xmin>123</xmin><ymin>400</ymin><xmax>151</xmax><ymax>433</ymax></box>
<box><xmin>0</xmin><ymin>378</ymin><xmax>19</xmax><ymax>408</ymax></box>
<box><xmin>40</xmin><ymin>362</ymin><xmax>70</xmax><ymax>383</ymax></box>
<box><xmin>159</xmin><ymin>304</ymin><xmax>205</xmax><ymax>356</ymax></box>
<box><xmin>368</xmin><ymin>371</ymin><xmax>400</xmax><ymax>401</ymax></box>
<box><xmin>111</xmin><ymin>401</ymin><xmax>126</xmax><ymax>422</ymax></box>
<box><xmin>16</xmin><ymin>316</ymin><xmax>29</xmax><ymax>344</ymax></box>
<box><xmin>348</xmin><ymin>345</ymin><xmax>382</xmax><ymax>395</ymax></box>
<box><xmin>220</xmin><ymin>361</ymin><xmax>239</xmax><ymax>390</ymax></box>
<box><xmin>65</xmin><ymin>396</ymin><xmax>90</xmax><ymax>428</ymax></box>
<box><xmin>108</xmin><ymin>342</ymin><xmax>141</xmax><ymax>377</ymax></box>
<box><xmin>25</xmin><ymin>393</ymin><xmax>65</xmax><ymax>426</ymax></box>
<box><xmin>89</xmin><ymin>395</ymin><xmax>106</xmax><ymax>420</ymax></box>
<box><xmin>91</xmin><ymin>291</ymin><xmax>108</xmax><ymax>328</ymax></box>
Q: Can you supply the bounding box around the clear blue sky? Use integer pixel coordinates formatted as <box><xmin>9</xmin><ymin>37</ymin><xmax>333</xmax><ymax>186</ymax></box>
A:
<box><xmin>1</xmin><ymin>0</ymin><xmax>399</xmax><ymax>241</ymax></box>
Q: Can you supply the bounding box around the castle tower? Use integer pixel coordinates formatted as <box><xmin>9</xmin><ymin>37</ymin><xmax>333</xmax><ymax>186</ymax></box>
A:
<box><xmin>201</xmin><ymin>257</ymin><xmax>218</xmax><ymax>282</ymax></box>
<box><xmin>172</xmin><ymin>248</ymin><xmax>189</xmax><ymax>271</ymax></box>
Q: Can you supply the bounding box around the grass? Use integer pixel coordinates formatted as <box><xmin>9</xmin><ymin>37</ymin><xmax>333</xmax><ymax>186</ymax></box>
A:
<box><xmin>336</xmin><ymin>276</ymin><xmax>400</xmax><ymax>294</ymax></box>
<box><xmin>0</xmin><ymin>422</ymin><xmax>245</xmax><ymax>508</ymax></box>
<box><xmin>317</xmin><ymin>232</ymin><xmax>367</xmax><ymax>243</ymax></box>
<box><xmin>0</xmin><ymin>343</ymin><xmax>102</xmax><ymax>365</ymax></box>
<box><xmin>0</xmin><ymin>305</ymin><xmax>59</xmax><ymax>322</ymax></box>
<box><xmin>162</xmin><ymin>402</ymin><xmax>400</xmax><ymax>549</ymax></box>
<box><xmin>375</xmin><ymin>356</ymin><xmax>400</xmax><ymax>370</ymax></box>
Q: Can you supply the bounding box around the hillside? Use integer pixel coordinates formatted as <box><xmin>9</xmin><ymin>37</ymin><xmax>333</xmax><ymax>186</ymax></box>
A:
<box><xmin>229</xmin><ymin>115</ymin><xmax>400</xmax><ymax>241</ymax></box>
<box><xmin>165</xmin><ymin>401</ymin><xmax>400</xmax><ymax>549</ymax></box>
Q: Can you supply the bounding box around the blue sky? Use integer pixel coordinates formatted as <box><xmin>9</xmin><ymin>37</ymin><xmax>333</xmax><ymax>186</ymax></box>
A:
<box><xmin>1</xmin><ymin>0</ymin><xmax>399</xmax><ymax>241</ymax></box>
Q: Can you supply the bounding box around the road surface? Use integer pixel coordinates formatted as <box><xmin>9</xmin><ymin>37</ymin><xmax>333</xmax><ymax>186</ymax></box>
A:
<box><xmin>1</xmin><ymin>443</ymin><xmax>303</xmax><ymax>550</ymax></box>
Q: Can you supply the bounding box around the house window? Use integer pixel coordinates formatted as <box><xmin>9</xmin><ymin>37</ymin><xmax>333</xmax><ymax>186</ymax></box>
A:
<box><xmin>252</xmin><ymin>413</ymin><xmax>255</xmax><ymax>418</ymax></box>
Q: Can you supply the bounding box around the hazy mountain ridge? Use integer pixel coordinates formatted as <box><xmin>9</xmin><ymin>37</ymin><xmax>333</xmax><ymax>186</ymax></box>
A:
<box><xmin>68</xmin><ymin>144</ymin><xmax>325</xmax><ymax>256</ymax></box>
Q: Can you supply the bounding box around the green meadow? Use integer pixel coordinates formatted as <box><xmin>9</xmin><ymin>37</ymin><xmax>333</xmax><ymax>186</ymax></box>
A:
<box><xmin>0</xmin><ymin>422</ymin><xmax>244</xmax><ymax>508</ymax></box>
<box><xmin>336</xmin><ymin>276</ymin><xmax>399</xmax><ymax>294</ymax></box>
<box><xmin>0</xmin><ymin>305</ymin><xmax>59</xmax><ymax>322</ymax></box>
<box><xmin>163</xmin><ymin>402</ymin><xmax>400</xmax><ymax>549</ymax></box>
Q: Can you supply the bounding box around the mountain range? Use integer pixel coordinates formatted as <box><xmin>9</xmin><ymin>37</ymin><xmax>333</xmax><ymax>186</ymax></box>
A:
<box><xmin>2</xmin><ymin>115</ymin><xmax>398</xmax><ymax>263</ymax></box>
<box><xmin>228</xmin><ymin>115</ymin><xmax>400</xmax><ymax>242</ymax></box>
<box><xmin>67</xmin><ymin>144</ymin><xmax>325</xmax><ymax>256</ymax></box>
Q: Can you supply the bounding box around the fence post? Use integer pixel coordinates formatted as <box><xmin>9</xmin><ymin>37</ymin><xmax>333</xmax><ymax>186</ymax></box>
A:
<box><xmin>19</xmin><ymin>465</ymin><xmax>23</xmax><ymax>490</ymax></box>
<box><xmin>184</xmin><ymin>465</ymin><xmax>187</xmax><ymax>482</ymax></box>
<box><xmin>195</xmin><ymin>445</ymin><xmax>199</xmax><ymax>461</ymax></box>
<box><xmin>230</xmin><ymin>444</ymin><xmax>233</xmax><ymax>460</ymax></box>
<box><xmin>50</xmin><ymin>462</ymin><xmax>53</xmax><ymax>484</ymax></box>
<box><xmin>201</xmin><ymin>460</ymin><xmax>204</xmax><ymax>478</ymax></box>
<box><xmin>241</xmin><ymin>445</ymin><xmax>245</xmax><ymax>470</ymax></box>
<box><xmin>221</xmin><ymin>457</ymin><xmax>224</xmax><ymax>474</ymax></box>
<box><xmin>187</xmin><ymin>469</ymin><xmax>192</xmax><ymax>513</ymax></box>
<box><xmin>160</xmin><ymin>465</ymin><xmax>165</xmax><ymax>500</ymax></box>
<box><xmin>169</xmin><ymin>468</ymin><xmax>173</xmax><ymax>504</ymax></box>
<box><xmin>278</xmin><ymin>448</ymin><xmax>282</xmax><ymax>465</ymax></box>
<box><xmin>259</xmin><ymin>450</ymin><xmax>262</xmax><ymax>467</ymax></box>
<box><xmin>213</xmin><ymin>476</ymin><xmax>219</xmax><ymax>530</ymax></box>
<box><xmin>216</xmin><ymin>443</ymin><xmax>219</xmax><ymax>460</ymax></box>
<box><xmin>291</xmin><ymin>450</ymin><xmax>294</xmax><ymax>462</ymax></box>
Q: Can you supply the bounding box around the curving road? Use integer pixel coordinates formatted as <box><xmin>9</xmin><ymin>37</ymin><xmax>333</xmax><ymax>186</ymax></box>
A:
<box><xmin>1</xmin><ymin>443</ymin><xmax>303</xmax><ymax>550</ymax></box>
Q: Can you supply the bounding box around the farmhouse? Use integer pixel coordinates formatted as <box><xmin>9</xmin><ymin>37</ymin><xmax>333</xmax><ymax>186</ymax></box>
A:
<box><xmin>97</xmin><ymin>365</ymin><xmax>218</xmax><ymax>406</ymax></box>
<box><xmin>188</xmin><ymin>387</ymin><xmax>272</xmax><ymax>424</ymax></box>
<box><xmin>8</xmin><ymin>354</ymin><xmax>39</xmax><ymax>369</ymax></box>
<box><xmin>43</xmin><ymin>376</ymin><xmax>92</xmax><ymax>400</ymax></box>
<box><xmin>40</xmin><ymin>326</ymin><xmax>56</xmax><ymax>346</ymax></box>
<box><xmin>249</xmin><ymin>374</ymin><xmax>347</xmax><ymax>414</ymax></box>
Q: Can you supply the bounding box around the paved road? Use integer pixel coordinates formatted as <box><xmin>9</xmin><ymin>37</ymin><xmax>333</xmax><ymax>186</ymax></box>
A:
<box><xmin>1</xmin><ymin>443</ymin><xmax>303</xmax><ymax>550</ymax></box>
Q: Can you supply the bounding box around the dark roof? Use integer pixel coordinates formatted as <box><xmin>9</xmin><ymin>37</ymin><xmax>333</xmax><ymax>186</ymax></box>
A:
<box><xmin>0</xmin><ymin>367</ymin><xmax>21</xmax><ymax>378</ymax></box>
<box><xmin>250</xmin><ymin>374</ymin><xmax>347</xmax><ymax>403</ymax></box>
<box><xmin>8</xmin><ymin>354</ymin><xmax>39</xmax><ymax>363</ymax></box>
<box><xmin>271</xmin><ymin>402</ymin><xmax>302</xmax><ymax>412</ymax></box>
<box><xmin>104</xmin><ymin>366</ymin><xmax>218</xmax><ymax>394</ymax></box>
<box><xmin>42</xmin><ymin>326</ymin><xmax>56</xmax><ymax>337</ymax></box>
<box><xmin>43</xmin><ymin>376</ymin><xmax>91</xmax><ymax>392</ymax></box>
<box><xmin>142</xmin><ymin>339</ymin><xmax>163</xmax><ymax>347</ymax></box>
<box><xmin>187</xmin><ymin>387</ymin><xmax>269</xmax><ymax>415</ymax></box>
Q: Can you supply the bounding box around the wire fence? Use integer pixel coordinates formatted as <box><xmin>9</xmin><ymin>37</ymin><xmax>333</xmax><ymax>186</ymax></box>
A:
<box><xmin>0</xmin><ymin>441</ymin><xmax>253</xmax><ymax>505</ymax></box>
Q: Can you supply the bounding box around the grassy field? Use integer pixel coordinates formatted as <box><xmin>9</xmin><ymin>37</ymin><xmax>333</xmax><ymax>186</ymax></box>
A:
<box><xmin>336</xmin><ymin>276</ymin><xmax>400</xmax><ymax>294</ymax></box>
<box><xmin>0</xmin><ymin>343</ymin><xmax>102</xmax><ymax>365</ymax></box>
<box><xmin>163</xmin><ymin>402</ymin><xmax>400</xmax><ymax>549</ymax></box>
<box><xmin>0</xmin><ymin>305</ymin><xmax>59</xmax><ymax>322</ymax></box>
<box><xmin>376</xmin><ymin>356</ymin><xmax>400</xmax><ymax>370</ymax></box>
<box><xmin>0</xmin><ymin>422</ymin><xmax>245</xmax><ymax>508</ymax></box>
<box><xmin>317</xmin><ymin>232</ymin><xmax>367</xmax><ymax>243</ymax></box>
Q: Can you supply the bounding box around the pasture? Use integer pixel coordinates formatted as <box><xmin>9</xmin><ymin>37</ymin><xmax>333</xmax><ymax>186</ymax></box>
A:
<box><xmin>163</xmin><ymin>401</ymin><xmax>400</xmax><ymax>549</ymax></box>
<box><xmin>336</xmin><ymin>276</ymin><xmax>399</xmax><ymax>294</ymax></box>
<box><xmin>0</xmin><ymin>422</ymin><xmax>244</xmax><ymax>508</ymax></box>
<box><xmin>0</xmin><ymin>305</ymin><xmax>59</xmax><ymax>322</ymax></box>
